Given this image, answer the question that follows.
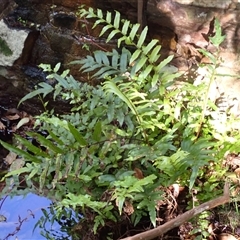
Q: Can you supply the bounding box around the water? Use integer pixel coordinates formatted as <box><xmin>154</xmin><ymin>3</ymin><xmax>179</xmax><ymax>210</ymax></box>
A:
<box><xmin>0</xmin><ymin>193</ymin><xmax>72</xmax><ymax>240</ymax></box>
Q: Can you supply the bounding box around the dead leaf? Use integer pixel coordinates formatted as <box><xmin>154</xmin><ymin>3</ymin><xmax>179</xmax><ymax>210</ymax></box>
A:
<box><xmin>123</xmin><ymin>200</ymin><xmax>134</xmax><ymax>215</ymax></box>
<box><xmin>218</xmin><ymin>233</ymin><xmax>238</xmax><ymax>240</ymax></box>
<box><xmin>172</xmin><ymin>183</ymin><xmax>180</xmax><ymax>198</ymax></box>
<box><xmin>16</xmin><ymin>117</ymin><xmax>30</xmax><ymax>129</ymax></box>
<box><xmin>4</xmin><ymin>151</ymin><xmax>17</xmax><ymax>165</ymax></box>
<box><xmin>9</xmin><ymin>158</ymin><xmax>25</xmax><ymax>171</ymax></box>
<box><xmin>134</xmin><ymin>167</ymin><xmax>144</xmax><ymax>179</ymax></box>
<box><xmin>234</xmin><ymin>167</ymin><xmax>240</xmax><ymax>177</ymax></box>
<box><xmin>19</xmin><ymin>111</ymin><xmax>28</xmax><ymax>118</ymax></box>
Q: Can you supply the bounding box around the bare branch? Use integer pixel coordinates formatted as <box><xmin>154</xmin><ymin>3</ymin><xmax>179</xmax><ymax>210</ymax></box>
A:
<box><xmin>121</xmin><ymin>182</ymin><xmax>230</xmax><ymax>240</ymax></box>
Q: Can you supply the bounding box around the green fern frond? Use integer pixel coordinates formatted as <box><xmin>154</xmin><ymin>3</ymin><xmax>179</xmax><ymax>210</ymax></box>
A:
<box><xmin>77</xmin><ymin>7</ymin><xmax>179</xmax><ymax>88</ymax></box>
<box><xmin>72</xmin><ymin>48</ymin><xmax>131</xmax><ymax>79</ymax></box>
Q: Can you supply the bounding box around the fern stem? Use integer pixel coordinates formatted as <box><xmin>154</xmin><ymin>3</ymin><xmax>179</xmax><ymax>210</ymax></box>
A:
<box><xmin>196</xmin><ymin>50</ymin><xmax>220</xmax><ymax>139</ymax></box>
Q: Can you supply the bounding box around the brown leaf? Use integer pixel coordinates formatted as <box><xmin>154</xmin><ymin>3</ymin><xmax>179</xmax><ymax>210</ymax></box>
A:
<box><xmin>234</xmin><ymin>167</ymin><xmax>240</xmax><ymax>177</ymax></box>
<box><xmin>16</xmin><ymin>117</ymin><xmax>30</xmax><ymax>129</ymax></box>
<box><xmin>218</xmin><ymin>233</ymin><xmax>238</xmax><ymax>240</ymax></box>
<box><xmin>4</xmin><ymin>151</ymin><xmax>17</xmax><ymax>165</ymax></box>
<box><xmin>123</xmin><ymin>200</ymin><xmax>134</xmax><ymax>215</ymax></box>
<box><xmin>134</xmin><ymin>167</ymin><xmax>144</xmax><ymax>179</ymax></box>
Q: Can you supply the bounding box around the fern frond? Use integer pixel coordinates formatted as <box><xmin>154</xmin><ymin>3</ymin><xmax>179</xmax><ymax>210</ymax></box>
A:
<box><xmin>0</xmin><ymin>139</ymin><xmax>42</xmax><ymax>163</ymax></box>
<box><xmin>78</xmin><ymin>7</ymin><xmax>179</xmax><ymax>87</ymax></box>
<box><xmin>103</xmin><ymin>81</ymin><xmax>138</xmax><ymax>116</ymax></box>
<box><xmin>27</xmin><ymin>132</ymin><xmax>65</xmax><ymax>154</ymax></box>
<box><xmin>79</xmin><ymin>8</ymin><xmax>138</xmax><ymax>46</ymax></box>
<box><xmin>73</xmin><ymin>48</ymin><xmax>131</xmax><ymax>79</ymax></box>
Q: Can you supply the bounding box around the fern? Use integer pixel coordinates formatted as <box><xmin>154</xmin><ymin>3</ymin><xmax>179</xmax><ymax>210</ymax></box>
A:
<box><xmin>78</xmin><ymin>7</ymin><xmax>181</xmax><ymax>87</ymax></box>
<box><xmin>71</xmin><ymin>48</ymin><xmax>131</xmax><ymax>80</ymax></box>
<box><xmin>1</xmin><ymin>8</ymin><xmax>234</xmax><ymax>238</ymax></box>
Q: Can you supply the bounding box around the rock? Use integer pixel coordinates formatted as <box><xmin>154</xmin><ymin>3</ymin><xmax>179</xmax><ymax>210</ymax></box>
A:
<box><xmin>218</xmin><ymin>233</ymin><xmax>238</xmax><ymax>240</ymax></box>
<box><xmin>0</xmin><ymin>0</ymin><xmax>17</xmax><ymax>19</ymax></box>
<box><xmin>173</xmin><ymin>0</ymin><xmax>234</xmax><ymax>9</ymax></box>
<box><xmin>0</xmin><ymin>20</ymin><xmax>29</xmax><ymax>66</ymax></box>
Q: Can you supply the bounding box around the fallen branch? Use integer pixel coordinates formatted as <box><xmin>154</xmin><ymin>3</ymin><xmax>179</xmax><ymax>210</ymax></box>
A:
<box><xmin>121</xmin><ymin>182</ymin><xmax>230</xmax><ymax>240</ymax></box>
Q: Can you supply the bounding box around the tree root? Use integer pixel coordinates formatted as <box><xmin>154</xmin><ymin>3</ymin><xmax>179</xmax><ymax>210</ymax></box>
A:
<box><xmin>120</xmin><ymin>182</ymin><xmax>230</xmax><ymax>240</ymax></box>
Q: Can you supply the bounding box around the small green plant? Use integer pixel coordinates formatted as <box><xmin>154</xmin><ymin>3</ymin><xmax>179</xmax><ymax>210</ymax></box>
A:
<box><xmin>0</xmin><ymin>37</ymin><xmax>13</xmax><ymax>56</ymax></box>
<box><xmin>0</xmin><ymin>8</ymin><xmax>239</xmax><ymax>239</ymax></box>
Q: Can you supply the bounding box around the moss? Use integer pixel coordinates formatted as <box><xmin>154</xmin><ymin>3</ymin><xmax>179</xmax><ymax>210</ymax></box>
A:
<box><xmin>0</xmin><ymin>37</ymin><xmax>13</xmax><ymax>56</ymax></box>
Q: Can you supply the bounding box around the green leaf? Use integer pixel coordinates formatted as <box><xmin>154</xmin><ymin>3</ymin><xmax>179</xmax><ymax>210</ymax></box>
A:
<box><xmin>53</xmin><ymin>74</ymin><xmax>70</xmax><ymax>88</ymax></box>
<box><xmin>189</xmin><ymin>166</ymin><xmax>199</xmax><ymax>190</ymax></box>
<box><xmin>198</xmin><ymin>49</ymin><xmax>216</xmax><ymax>64</ymax></box>
<box><xmin>39</xmin><ymin>160</ymin><xmax>50</xmax><ymax>192</ymax></box>
<box><xmin>107</xmin><ymin>103</ymin><xmax>115</xmax><ymax>122</ymax></box>
<box><xmin>122</xmin><ymin>20</ymin><xmax>130</xmax><ymax>35</ymax></box>
<box><xmin>39</xmin><ymin>63</ymin><xmax>52</xmax><ymax>72</ymax></box>
<box><xmin>27</xmin><ymin>132</ymin><xmax>65</xmax><ymax>154</ymax></box>
<box><xmin>117</xmin><ymin>36</ymin><xmax>127</xmax><ymax>48</ymax></box>
<box><xmin>134</xmin><ymin>55</ymin><xmax>147</xmax><ymax>73</ymax></box>
<box><xmin>98</xmin><ymin>174</ymin><xmax>116</xmax><ymax>185</ymax></box>
<box><xmin>151</xmin><ymin>73</ymin><xmax>159</xmax><ymax>87</ymax></box>
<box><xmin>120</xmin><ymin>48</ymin><xmax>130</xmax><ymax>72</ymax></box>
<box><xmin>99</xmin><ymin>25</ymin><xmax>113</xmax><ymax>37</ymax></box>
<box><xmin>143</xmin><ymin>39</ymin><xmax>159</xmax><ymax>55</ymax></box>
<box><xmin>137</xmin><ymin>26</ymin><xmax>148</xmax><ymax>48</ymax></box>
<box><xmin>4</xmin><ymin>166</ymin><xmax>31</xmax><ymax>179</ymax></box>
<box><xmin>67</xmin><ymin>123</ymin><xmax>87</xmax><ymax>146</ymax></box>
<box><xmin>18</xmin><ymin>85</ymin><xmax>53</xmax><ymax>107</ymax></box>
<box><xmin>117</xmin><ymin>196</ymin><xmax>125</xmax><ymax>215</ymax></box>
<box><xmin>129</xmin><ymin>24</ymin><xmax>140</xmax><ymax>41</ymax></box>
<box><xmin>53</xmin><ymin>62</ymin><xmax>61</xmax><ymax>73</ymax></box>
<box><xmin>149</xmin><ymin>45</ymin><xmax>161</xmax><ymax>63</ymax></box>
<box><xmin>27</xmin><ymin>165</ymin><xmax>40</xmax><ymax>180</ymax></box>
<box><xmin>0</xmin><ymin>37</ymin><xmax>13</xmax><ymax>56</ymax></box>
<box><xmin>148</xmin><ymin>203</ymin><xmax>156</xmax><ymax>227</ymax></box>
<box><xmin>15</xmin><ymin>135</ymin><xmax>50</xmax><ymax>158</ymax></box>
<box><xmin>113</xmin><ymin>11</ymin><xmax>120</xmax><ymax>29</ymax></box>
<box><xmin>130</xmin><ymin>49</ymin><xmax>141</xmax><ymax>65</ymax></box>
<box><xmin>95</xmin><ymin>51</ymin><xmax>110</xmax><ymax>65</ymax></box>
<box><xmin>106</xmin><ymin>11</ymin><xmax>112</xmax><ymax>23</ymax></box>
<box><xmin>93</xmin><ymin>67</ymin><xmax>118</xmax><ymax>78</ymax></box>
<box><xmin>111</xmin><ymin>49</ymin><xmax>119</xmax><ymax>68</ymax></box>
<box><xmin>103</xmin><ymin>81</ymin><xmax>138</xmax><ymax>116</ymax></box>
<box><xmin>155</xmin><ymin>55</ymin><xmax>174</xmax><ymax>73</ymax></box>
<box><xmin>0</xmin><ymin>140</ymin><xmax>41</xmax><ymax>163</ymax></box>
<box><xmin>47</xmin><ymin>130</ymin><xmax>64</xmax><ymax>146</ymax></box>
<box><xmin>209</xmin><ymin>19</ymin><xmax>225</xmax><ymax>47</ymax></box>
<box><xmin>142</xmin><ymin>64</ymin><xmax>153</xmax><ymax>79</ymax></box>
<box><xmin>97</xmin><ymin>8</ymin><xmax>103</xmax><ymax>19</ymax></box>
<box><xmin>93</xmin><ymin>121</ymin><xmax>102</xmax><ymax>142</ymax></box>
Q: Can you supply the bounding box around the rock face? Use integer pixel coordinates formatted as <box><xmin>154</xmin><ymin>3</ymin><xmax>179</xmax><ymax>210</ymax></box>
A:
<box><xmin>173</xmin><ymin>0</ymin><xmax>235</xmax><ymax>8</ymax></box>
<box><xmin>0</xmin><ymin>0</ymin><xmax>240</xmax><ymax>113</ymax></box>
<box><xmin>0</xmin><ymin>20</ymin><xmax>29</xmax><ymax>66</ymax></box>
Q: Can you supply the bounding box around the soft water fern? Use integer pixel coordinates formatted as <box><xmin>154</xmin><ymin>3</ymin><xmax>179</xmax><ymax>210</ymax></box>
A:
<box><xmin>1</xmin><ymin>7</ymin><xmax>235</xmax><ymax>238</ymax></box>
<box><xmin>77</xmin><ymin>7</ymin><xmax>181</xmax><ymax>86</ymax></box>
<box><xmin>71</xmin><ymin>48</ymin><xmax>131</xmax><ymax>80</ymax></box>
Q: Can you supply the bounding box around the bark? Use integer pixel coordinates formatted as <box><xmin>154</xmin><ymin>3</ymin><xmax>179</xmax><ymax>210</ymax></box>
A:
<box><xmin>120</xmin><ymin>182</ymin><xmax>230</xmax><ymax>240</ymax></box>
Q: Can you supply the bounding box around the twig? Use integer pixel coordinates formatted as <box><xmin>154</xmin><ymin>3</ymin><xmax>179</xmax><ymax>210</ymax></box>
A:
<box><xmin>3</xmin><ymin>210</ymin><xmax>35</xmax><ymax>240</ymax></box>
<box><xmin>120</xmin><ymin>182</ymin><xmax>230</xmax><ymax>240</ymax></box>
